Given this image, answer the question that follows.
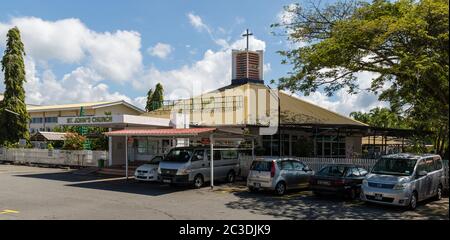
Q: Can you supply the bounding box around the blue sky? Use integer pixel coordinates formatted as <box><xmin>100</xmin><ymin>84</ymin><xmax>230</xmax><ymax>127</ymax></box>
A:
<box><xmin>0</xmin><ymin>0</ymin><xmax>386</xmax><ymax>115</ymax></box>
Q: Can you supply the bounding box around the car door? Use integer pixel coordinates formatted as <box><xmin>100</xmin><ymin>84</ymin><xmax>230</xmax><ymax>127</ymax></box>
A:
<box><xmin>292</xmin><ymin>161</ymin><xmax>309</xmax><ymax>189</ymax></box>
<box><xmin>279</xmin><ymin>160</ymin><xmax>295</xmax><ymax>189</ymax></box>
<box><xmin>424</xmin><ymin>157</ymin><xmax>436</xmax><ymax>198</ymax></box>
<box><xmin>415</xmin><ymin>159</ymin><xmax>430</xmax><ymax>201</ymax></box>
<box><xmin>190</xmin><ymin>149</ymin><xmax>206</xmax><ymax>179</ymax></box>
<box><xmin>206</xmin><ymin>149</ymin><xmax>222</xmax><ymax>180</ymax></box>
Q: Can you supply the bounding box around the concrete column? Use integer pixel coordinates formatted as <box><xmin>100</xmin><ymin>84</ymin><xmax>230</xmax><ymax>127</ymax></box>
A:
<box><xmin>108</xmin><ymin>128</ymin><xmax>112</xmax><ymax>166</ymax></box>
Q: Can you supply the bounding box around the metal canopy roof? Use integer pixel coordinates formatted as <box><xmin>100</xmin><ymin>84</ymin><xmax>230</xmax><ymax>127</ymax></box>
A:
<box><xmin>104</xmin><ymin>127</ymin><xmax>258</xmax><ymax>140</ymax></box>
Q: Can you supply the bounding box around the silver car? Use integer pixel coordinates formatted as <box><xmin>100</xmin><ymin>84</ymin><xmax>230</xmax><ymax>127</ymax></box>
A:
<box><xmin>361</xmin><ymin>153</ymin><xmax>445</xmax><ymax>210</ymax></box>
<box><xmin>247</xmin><ymin>157</ymin><xmax>314</xmax><ymax>195</ymax></box>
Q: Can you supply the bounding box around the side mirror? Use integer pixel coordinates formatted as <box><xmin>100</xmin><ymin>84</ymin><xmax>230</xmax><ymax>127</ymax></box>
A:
<box><xmin>417</xmin><ymin>170</ymin><xmax>428</xmax><ymax>177</ymax></box>
<box><xmin>303</xmin><ymin>167</ymin><xmax>311</xmax><ymax>172</ymax></box>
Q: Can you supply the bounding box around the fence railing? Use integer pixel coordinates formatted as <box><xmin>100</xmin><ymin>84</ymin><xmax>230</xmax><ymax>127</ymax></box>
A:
<box><xmin>297</xmin><ymin>157</ymin><xmax>378</xmax><ymax>172</ymax></box>
<box><xmin>0</xmin><ymin>148</ymin><xmax>107</xmax><ymax>167</ymax></box>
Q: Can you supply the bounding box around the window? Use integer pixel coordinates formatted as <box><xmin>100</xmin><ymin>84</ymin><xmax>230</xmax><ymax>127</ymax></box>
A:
<box><xmin>416</xmin><ymin>160</ymin><xmax>427</xmax><ymax>174</ymax></box>
<box><xmin>292</xmin><ymin>161</ymin><xmax>305</xmax><ymax>171</ymax></box>
<box><xmin>358</xmin><ymin>168</ymin><xmax>368</xmax><ymax>176</ymax></box>
<box><xmin>315</xmin><ymin>136</ymin><xmax>346</xmax><ymax>158</ymax></box>
<box><xmin>434</xmin><ymin>158</ymin><xmax>443</xmax><ymax>170</ymax></box>
<box><xmin>250</xmin><ymin>161</ymin><xmax>271</xmax><ymax>171</ymax></box>
<box><xmin>192</xmin><ymin>150</ymin><xmax>204</xmax><ymax>162</ymax></box>
<box><xmin>207</xmin><ymin>150</ymin><xmax>221</xmax><ymax>161</ymax></box>
<box><xmin>327</xmin><ymin>165</ymin><xmax>346</xmax><ymax>177</ymax></box>
<box><xmin>31</xmin><ymin>117</ymin><xmax>43</xmax><ymax>124</ymax></box>
<box><xmin>424</xmin><ymin>158</ymin><xmax>435</xmax><ymax>172</ymax></box>
<box><xmin>136</xmin><ymin>138</ymin><xmax>159</xmax><ymax>154</ymax></box>
<box><xmin>345</xmin><ymin>168</ymin><xmax>360</xmax><ymax>177</ymax></box>
<box><xmin>317</xmin><ymin>166</ymin><xmax>330</xmax><ymax>176</ymax></box>
<box><xmin>221</xmin><ymin>150</ymin><xmax>238</xmax><ymax>159</ymax></box>
<box><xmin>280</xmin><ymin>161</ymin><xmax>294</xmax><ymax>170</ymax></box>
<box><xmin>44</xmin><ymin>117</ymin><xmax>58</xmax><ymax>123</ymax></box>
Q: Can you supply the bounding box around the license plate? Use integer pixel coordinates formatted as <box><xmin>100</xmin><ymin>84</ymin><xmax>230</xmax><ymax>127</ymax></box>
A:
<box><xmin>163</xmin><ymin>179</ymin><xmax>172</xmax><ymax>183</ymax></box>
<box><xmin>375</xmin><ymin>193</ymin><xmax>383</xmax><ymax>200</ymax></box>
<box><xmin>253</xmin><ymin>183</ymin><xmax>261</xmax><ymax>188</ymax></box>
<box><xmin>317</xmin><ymin>180</ymin><xmax>331</xmax><ymax>186</ymax></box>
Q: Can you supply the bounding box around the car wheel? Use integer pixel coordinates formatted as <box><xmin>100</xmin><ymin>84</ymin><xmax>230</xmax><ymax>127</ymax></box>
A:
<box><xmin>248</xmin><ymin>186</ymin><xmax>258</xmax><ymax>193</ymax></box>
<box><xmin>226</xmin><ymin>170</ymin><xmax>236</xmax><ymax>183</ymax></box>
<box><xmin>193</xmin><ymin>174</ymin><xmax>204</xmax><ymax>189</ymax></box>
<box><xmin>347</xmin><ymin>188</ymin><xmax>356</xmax><ymax>200</ymax></box>
<box><xmin>408</xmin><ymin>192</ymin><xmax>418</xmax><ymax>210</ymax></box>
<box><xmin>275</xmin><ymin>182</ymin><xmax>286</xmax><ymax>196</ymax></box>
<box><xmin>433</xmin><ymin>185</ymin><xmax>443</xmax><ymax>201</ymax></box>
<box><xmin>313</xmin><ymin>191</ymin><xmax>323</xmax><ymax>197</ymax></box>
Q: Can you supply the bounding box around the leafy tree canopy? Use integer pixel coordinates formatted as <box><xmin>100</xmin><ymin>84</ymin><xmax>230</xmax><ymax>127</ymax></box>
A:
<box><xmin>273</xmin><ymin>0</ymin><xmax>449</xmax><ymax>156</ymax></box>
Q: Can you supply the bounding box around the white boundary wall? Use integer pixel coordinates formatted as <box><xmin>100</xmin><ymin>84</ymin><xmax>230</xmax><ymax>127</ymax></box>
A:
<box><xmin>0</xmin><ymin>148</ymin><xmax>107</xmax><ymax>167</ymax></box>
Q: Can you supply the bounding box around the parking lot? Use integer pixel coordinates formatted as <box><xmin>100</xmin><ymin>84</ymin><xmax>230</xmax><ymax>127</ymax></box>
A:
<box><xmin>0</xmin><ymin>164</ymin><xmax>448</xmax><ymax>220</ymax></box>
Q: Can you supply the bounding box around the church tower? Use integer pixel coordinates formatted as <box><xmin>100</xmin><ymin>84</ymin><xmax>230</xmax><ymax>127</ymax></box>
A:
<box><xmin>231</xmin><ymin>30</ymin><xmax>264</xmax><ymax>85</ymax></box>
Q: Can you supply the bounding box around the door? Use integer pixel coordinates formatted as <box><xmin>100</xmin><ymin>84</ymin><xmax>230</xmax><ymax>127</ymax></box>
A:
<box><xmin>279</xmin><ymin>160</ymin><xmax>296</xmax><ymax>189</ymax></box>
<box><xmin>190</xmin><ymin>149</ymin><xmax>206</xmax><ymax>180</ymax></box>
<box><xmin>292</xmin><ymin>161</ymin><xmax>309</xmax><ymax>188</ymax></box>
<box><xmin>206</xmin><ymin>149</ymin><xmax>222</xmax><ymax>181</ymax></box>
<box><xmin>415</xmin><ymin>159</ymin><xmax>431</xmax><ymax>200</ymax></box>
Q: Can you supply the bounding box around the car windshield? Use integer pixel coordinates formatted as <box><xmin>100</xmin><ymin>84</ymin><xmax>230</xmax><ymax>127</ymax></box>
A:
<box><xmin>371</xmin><ymin>158</ymin><xmax>417</xmax><ymax>176</ymax></box>
<box><xmin>163</xmin><ymin>149</ymin><xmax>193</xmax><ymax>162</ymax></box>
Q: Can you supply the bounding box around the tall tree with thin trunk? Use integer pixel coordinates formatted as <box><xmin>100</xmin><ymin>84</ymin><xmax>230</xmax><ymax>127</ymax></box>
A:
<box><xmin>0</xmin><ymin>27</ymin><xmax>30</xmax><ymax>145</ymax></box>
<box><xmin>145</xmin><ymin>88</ymin><xmax>154</xmax><ymax>112</ymax></box>
<box><xmin>150</xmin><ymin>83</ymin><xmax>164</xmax><ymax>111</ymax></box>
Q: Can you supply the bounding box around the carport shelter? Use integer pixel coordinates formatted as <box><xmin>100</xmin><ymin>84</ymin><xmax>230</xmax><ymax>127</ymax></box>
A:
<box><xmin>104</xmin><ymin>127</ymin><xmax>256</xmax><ymax>188</ymax></box>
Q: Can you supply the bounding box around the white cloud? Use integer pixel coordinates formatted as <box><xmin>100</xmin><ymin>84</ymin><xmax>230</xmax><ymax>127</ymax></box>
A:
<box><xmin>132</xmin><ymin>36</ymin><xmax>267</xmax><ymax>100</ymax></box>
<box><xmin>298</xmin><ymin>72</ymin><xmax>389</xmax><ymax>116</ymax></box>
<box><xmin>0</xmin><ymin>17</ymin><xmax>143</xmax><ymax>83</ymax></box>
<box><xmin>277</xmin><ymin>3</ymin><xmax>299</xmax><ymax>26</ymax></box>
<box><xmin>187</xmin><ymin>12</ymin><xmax>210</xmax><ymax>33</ymax></box>
<box><xmin>23</xmin><ymin>56</ymin><xmax>132</xmax><ymax>105</ymax></box>
<box><xmin>147</xmin><ymin>42</ymin><xmax>173</xmax><ymax>59</ymax></box>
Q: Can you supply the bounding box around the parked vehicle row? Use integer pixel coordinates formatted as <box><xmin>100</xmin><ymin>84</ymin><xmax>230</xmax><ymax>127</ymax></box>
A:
<box><xmin>134</xmin><ymin>148</ymin><xmax>445</xmax><ymax>211</ymax></box>
<box><xmin>247</xmin><ymin>153</ymin><xmax>445</xmax><ymax>210</ymax></box>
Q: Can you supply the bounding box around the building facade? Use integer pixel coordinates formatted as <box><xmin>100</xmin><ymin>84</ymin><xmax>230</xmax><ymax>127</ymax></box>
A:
<box><xmin>27</xmin><ymin>101</ymin><xmax>144</xmax><ymax>133</ymax></box>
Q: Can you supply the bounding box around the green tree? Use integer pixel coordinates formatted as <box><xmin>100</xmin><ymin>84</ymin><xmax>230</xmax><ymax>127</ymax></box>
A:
<box><xmin>62</xmin><ymin>132</ymin><xmax>86</xmax><ymax>150</ymax></box>
<box><xmin>350</xmin><ymin>107</ymin><xmax>407</xmax><ymax>129</ymax></box>
<box><xmin>145</xmin><ymin>88</ymin><xmax>154</xmax><ymax>112</ymax></box>
<box><xmin>272</xmin><ymin>0</ymin><xmax>449</xmax><ymax>157</ymax></box>
<box><xmin>0</xmin><ymin>27</ymin><xmax>30</xmax><ymax>145</ymax></box>
<box><xmin>149</xmin><ymin>83</ymin><xmax>164</xmax><ymax>111</ymax></box>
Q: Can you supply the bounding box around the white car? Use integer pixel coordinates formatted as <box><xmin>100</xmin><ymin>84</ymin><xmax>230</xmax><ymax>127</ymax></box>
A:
<box><xmin>134</xmin><ymin>156</ymin><xmax>163</xmax><ymax>182</ymax></box>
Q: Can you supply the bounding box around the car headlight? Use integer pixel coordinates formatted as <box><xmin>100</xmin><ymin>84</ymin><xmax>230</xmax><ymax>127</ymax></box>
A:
<box><xmin>393</xmin><ymin>183</ymin><xmax>407</xmax><ymax>190</ymax></box>
<box><xmin>178</xmin><ymin>168</ymin><xmax>191</xmax><ymax>175</ymax></box>
<box><xmin>362</xmin><ymin>179</ymin><xmax>368</xmax><ymax>186</ymax></box>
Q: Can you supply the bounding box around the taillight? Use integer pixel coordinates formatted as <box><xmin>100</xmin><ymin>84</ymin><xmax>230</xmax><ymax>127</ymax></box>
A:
<box><xmin>270</xmin><ymin>161</ymin><xmax>276</xmax><ymax>178</ymax></box>
<box><xmin>334</xmin><ymin>179</ymin><xmax>345</xmax><ymax>186</ymax></box>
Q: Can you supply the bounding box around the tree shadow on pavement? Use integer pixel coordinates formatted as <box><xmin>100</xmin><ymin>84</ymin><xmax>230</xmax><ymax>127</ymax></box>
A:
<box><xmin>66</xmin><ymin>178</ymin><xmax>200</xmax><ymax>196</ymax></box>
<box><xmin>15</xmin><ymin>171</ymin><xmax>117</xmax><ymax>183</ymax></box>
<box><xmin>225</xmin><ymin>190</ymin><xmax>449</xmax><ymax>220</ymax></box>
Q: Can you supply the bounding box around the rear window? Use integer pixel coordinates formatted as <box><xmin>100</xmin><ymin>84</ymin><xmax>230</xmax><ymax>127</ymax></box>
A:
<box><xmin>250</xmin><ymin>161</ymin><xmax>271</xmax><ymax>171</ymax></box>
<box><xmin>318</xmin><ymin>165</ymin><xmax>347</xmax><ymax>177</ymax></box>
